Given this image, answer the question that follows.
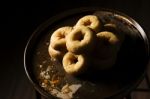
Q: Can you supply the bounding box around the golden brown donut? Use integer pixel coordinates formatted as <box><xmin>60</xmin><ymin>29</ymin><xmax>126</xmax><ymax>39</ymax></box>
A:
<box><xmin>97</xmin><ymin>31</ymin><xmax>120</xmax><ymax>45</ymax></box>
<box><xmin>48</xmin><ymin>40</ymin><xmax>67</xmax><ymax>61</ymax></box>
<box><xmin>66</xmin><ymin>26</ymin><xmax>95</xmax><ymax>54</ymax></box>
<box><xmin>50</xmin><ymin>26</ymin><xmax>73</xmax><ymax>44</ymax></box>
<box><xmin>62</xmin><ymin>52</ymin><xmax>87</xmax><ymax>75</ymax></box>
<box><xmin>93</xmin><ymin>31</ymin><xmax>120</xmax><ymax>69</ymax></box>
<box><xmin>76</xmin><ymin>15</ymin><xmax>101</xmax><ymax>33</ymax></box>
<box><xmin>103</xmin><ymin>23</ymin><xmax>117</xmax><ymax>32</ymax></box>
<box><xmin>96</xmin><ymin>31</ymin><xmax>120</xmax><ymax>56</ymax></box>
<box><xmin>103</xmin><ymin>23</ymin><xmax>125</xmax><ymax>43</ymax></box>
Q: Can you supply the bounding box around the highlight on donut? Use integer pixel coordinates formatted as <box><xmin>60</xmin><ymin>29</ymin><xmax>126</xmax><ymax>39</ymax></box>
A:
<box><xmin>66</xmin><ymin>26</ymin><xmax>95</xmax><ymax>54</ymax></box>
<box><xmin>62</xmin><ymin>52</ymin><xmax>87</xmax><ymax>75</ymax></box>
<box><xmin>48</xmin><ymin>40</ymin><xmax>67</xmax><ymax>61</ymax></box>
<box><xmin>103</xmin><ymin>23</ymin><xmax>117</xmax><ymax>32</ymax></box>
<box><xmin>76</xmin><ymin>15</ymin><xmax>101</xmax><ymax>33</ymax></box>
<box><xmin>50</xmin><ymin>26</ymin><xmax>73</xmax><ymax>44</ymax></box>
<box><xmin>96</xmin><ymin>31</ymin><xmax>120</xmax><ymax>45</ymax></box>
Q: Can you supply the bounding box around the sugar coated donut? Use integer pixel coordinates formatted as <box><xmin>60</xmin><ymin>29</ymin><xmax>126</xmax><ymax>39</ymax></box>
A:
<box><xmin>66</xmin><ymin>26</ymin><xmax>95</xmax><ymax>54</ymax></box>
<box><xmin>50</xmin><ymin>26</ymin><xmax>72</xmax><ymax>43</ymax></box>
<box><xmin>62</xmin><ymin>52</ymin><xmax>87</xmax><ymax>75</ymax></box>
<box><xmin>48</xmin><ymin>40</ymin><xmax>67</xmax><ymax>61</ymax></box>
<box><xmin>76</xmin><ymin>15</ymin><xmax>101</xmax><ymax>32</ymax></box>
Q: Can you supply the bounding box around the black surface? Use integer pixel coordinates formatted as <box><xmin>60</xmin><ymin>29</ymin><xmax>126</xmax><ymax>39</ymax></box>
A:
<box><xmin>1</xmin><ymin>0</ymin><xmax>150</xmax><ymax>99</ymax></box>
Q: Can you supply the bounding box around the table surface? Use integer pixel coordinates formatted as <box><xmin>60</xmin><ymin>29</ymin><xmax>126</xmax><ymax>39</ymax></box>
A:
<box><xmin>1</xmin><ymin>0</ymin><xmax>150</xmax><ymax>99</ymax></box>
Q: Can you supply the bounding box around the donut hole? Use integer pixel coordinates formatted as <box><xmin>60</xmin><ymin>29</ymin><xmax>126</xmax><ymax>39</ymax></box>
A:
<box><xmin>57</xmin><ymin>32</ymin><xmax>65</xmax><ymax>39</ymax></box>
<box><xmin>54</xmin><ymin>44</ymin><xmax>67</xmax><ymax>52</ymax></box>
<box><xmin>73</xmin><ymin>31</ymin><xmax>84</xmax><ymax>41</ymax></box>
<box><xmin>83</xmin><ymin>19</ymin><xmax>92</xmax><ymax>26</ymax></box>
<box><xmin>70</xmin><ymin>56</ymin><xmax>78</xmax><ymax>64</ymax></box>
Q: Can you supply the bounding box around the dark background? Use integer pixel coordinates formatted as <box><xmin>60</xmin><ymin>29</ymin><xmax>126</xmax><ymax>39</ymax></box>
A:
<box><xmin>1</xmin><ymin>0</ymin><xmax>150</xmax><ymax>99</ymax></box>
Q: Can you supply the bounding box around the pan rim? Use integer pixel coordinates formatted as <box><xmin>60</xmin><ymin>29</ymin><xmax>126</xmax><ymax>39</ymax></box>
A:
<box><xmin>24</xmin><ymin>7</ymin><xmax>150</xmax><ymax>99</ymax></box>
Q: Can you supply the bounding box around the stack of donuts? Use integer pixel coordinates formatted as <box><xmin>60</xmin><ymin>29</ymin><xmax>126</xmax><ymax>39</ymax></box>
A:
<box><xmin>48</xmin><ymin>15</ymin><xmax>122</xmax><ymax>75</ymax></box>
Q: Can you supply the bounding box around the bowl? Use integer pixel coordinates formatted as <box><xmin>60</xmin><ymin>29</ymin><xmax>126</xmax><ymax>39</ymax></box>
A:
<box><xmin>24</xmin><ymin>7</ymin><xmax>149</xmax><ymax>99</ymax></box>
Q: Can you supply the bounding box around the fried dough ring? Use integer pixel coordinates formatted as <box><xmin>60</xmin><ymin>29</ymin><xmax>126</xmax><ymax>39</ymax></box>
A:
<box><xmin>48</xmin><ymin>40</ymin><xmax>67</xmax><ymax>61</ymax></box>
<box><xmin>50</xmin><ymin>26</ymin><xmax>72</xmax><ymax>43</ymax></box>
<box><xmin>62</xmin><ymin>52</ymin><xmax>87</xmax><ymax>75</ymax></box>
<box><xmin>97</xmin><ymin>31</ymin><xmax>119</xmax><ymax>45</ymax></box>
<box><xmin>76</xmin><ymin>15</ymin><xmax>101</xmax><ymax>32</ymax></box>
<box><xmin>103</xmin><ymin>23</ymin><xmax>125</xmax><ymax>42</ymax></box>
<box><xmin>66</xmin><ymin>26</ymin><xmax>95</xmax><ymax>54</ymax></box>
<box><xmin>93</xmin><ymin>31</ymin><xmax>120</xmax><ymax>69</ymax></box>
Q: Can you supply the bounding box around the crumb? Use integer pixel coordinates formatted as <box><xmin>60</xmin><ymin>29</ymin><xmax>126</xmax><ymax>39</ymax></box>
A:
<box><xmin>42</xmin><ymin>60</ymin><xmax>47</xmax><ymax>64</ymax></box>
<box><xmin>39</xmin><ymin>65</ymin><xmax>43</xmax><ymax>68</ymax></box>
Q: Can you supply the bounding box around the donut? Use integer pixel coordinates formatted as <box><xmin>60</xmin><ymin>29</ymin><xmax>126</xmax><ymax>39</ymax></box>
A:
<box><xmin>93</xmin><ymin>31</ymin><xmax>120</xmax><ymax>69</ymax></box>
<box><xmin>96</xmin><ymin>31</ymin><xmax>120</xmax><ymax>56</ymax></box>
<box><xmin>103</xmin><ymin>23</ymin><xmax>125</xmax><ymax>42</ymax></box>
<box><xmin>50</xmin><ymin>26</ymin><xmax>73</xmax><ymax>44</ymax></box>
<box><xmin>62</xmin><ymin>52</ymin><xmax>87</xmax><ymax>75</ymax></box>
<box><xmin>76</xmin><ymin>15</ymin><xmax>101</xmax><ymax>33</ymax></box>
<box><xmin>48</xmin><ymin>40</ymin><xmax>67</xmax><ymax>61</ymax></box>
<box><xmin>96</xmin><ymin>31</ymin><xmax>120</xmax><ymax>45</ymax></box>
<box><xmin>66</xmin><ymin>26</ymin><xmax>95</xmax><ymax>54</ymax></box>
<box><xmin>103</xmin><ymin>23</ymin><xmax>117</xmax><ymax>32</ymax></box>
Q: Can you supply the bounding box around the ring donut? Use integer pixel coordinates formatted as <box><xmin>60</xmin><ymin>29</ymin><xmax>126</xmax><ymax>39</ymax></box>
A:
<box><xmin>103</xmin><ymin>23</ymin><xmax>125</xmax><ymax>42</ymax></box>
<box><xmin>62</xmin><ymin>52</ymin><xmax>87</xmax><ymax>75</ymax></box>
<box><xmin>103</xmin><ymin>23</ymin><xmax>117</xmax><ymax>32</ymax></box>
<box><xmin>66</xmin><ymin>26</ymin><xmax>95</xmax><ymax>54</ymax></box>
<box><xmin>96</xmin><ymin>31</ymin><xmax>120</xmax><ymax>57</ymax></box>
<box><xmin>92</xmin><ymin>31</ymin><xmax>120</xmax><ymax>69</ymax></box>
<box><xmin>76</xmin><ymin>15</ymin><xmax>101</xmax><ymax>32</ymax></box>
<box><xmin>97</xmin><ymin>31</ymin><xmax>120</xmax><ymax>45</ymax></box>
<box><xmin>48</xmin><ymin>40</ymin><xmax>67</xmax><ymax>61</ymax></box>
<box><xmin>50</xmin><ymin>26</ymin><xmax>73</xmax><ymax>43</ymax></box>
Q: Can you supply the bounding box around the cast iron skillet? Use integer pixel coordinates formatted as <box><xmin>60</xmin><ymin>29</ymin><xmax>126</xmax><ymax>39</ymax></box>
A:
<box><xmin>24</xmin><ymin>7</ymin><xmax>149</xmax><ymax>99</ymax></box>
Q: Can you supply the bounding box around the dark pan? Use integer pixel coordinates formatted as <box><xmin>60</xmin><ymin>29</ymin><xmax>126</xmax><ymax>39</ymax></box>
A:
<box><xmin>24</xmin><ymin>7</ymin><xmax>149</xmax><ymax>99</ymax></box>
